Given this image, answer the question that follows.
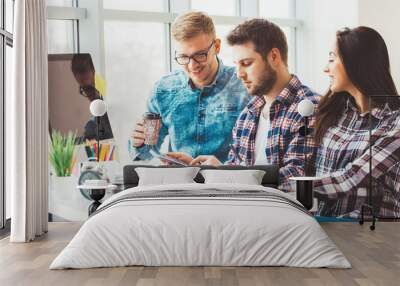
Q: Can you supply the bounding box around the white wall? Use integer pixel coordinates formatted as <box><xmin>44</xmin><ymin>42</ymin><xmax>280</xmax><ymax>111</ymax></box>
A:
<box><xmin>296</xmin><ymin>0</ymin><xmax>359</xmax><ymax>94</ymax></box>
<box><xmin>295</xmin><ymin>0</ymin><xmax>400</xmax><ymax>94</ymax></box>
<box><xmin>358</xmin><ymin>0</ymin><xmax>400</xmax><ymax>89</ymax></box>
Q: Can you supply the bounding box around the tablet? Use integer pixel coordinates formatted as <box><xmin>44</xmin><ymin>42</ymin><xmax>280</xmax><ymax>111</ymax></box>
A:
<box><xmin>150</xmin><ymin>149</ymin><xmax>189</xmax><ymax>166</ymax></box>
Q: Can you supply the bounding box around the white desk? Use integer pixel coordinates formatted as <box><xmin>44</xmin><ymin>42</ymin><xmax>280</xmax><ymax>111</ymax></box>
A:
<box><xmin>48</xmin><ymin>174</ymin><xmax>118</xmax><ymax>221</ymax></box>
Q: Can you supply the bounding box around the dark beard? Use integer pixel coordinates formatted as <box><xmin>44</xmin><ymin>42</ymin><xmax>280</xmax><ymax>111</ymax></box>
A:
<box><xmin>252</xmin><ymin>61</ymin><xmax>277</xmax><ymax>96</ymax></box>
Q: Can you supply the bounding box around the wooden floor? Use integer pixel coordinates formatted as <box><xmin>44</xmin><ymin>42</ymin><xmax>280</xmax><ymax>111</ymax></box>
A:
<box><xmin>0</xmin><ymin>222</ymin><xmax>399</xmax><ymax>286</ymax></box>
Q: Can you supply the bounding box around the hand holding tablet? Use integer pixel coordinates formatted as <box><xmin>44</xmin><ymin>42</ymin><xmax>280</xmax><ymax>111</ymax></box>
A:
<box><xmin>153</xmin><ymin>153</ymin><xmax>189</xmax><ymax>166</ymax></box>
<box><xmin>150</xmin><ymin>149</ymin><xmax>189</xmax><ymax>166</ymax></box>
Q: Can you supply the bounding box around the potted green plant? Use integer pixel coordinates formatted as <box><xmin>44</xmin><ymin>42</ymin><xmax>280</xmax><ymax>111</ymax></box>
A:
<box><xmin>49</xmin><ymin>131</ymin><xmax>77</xmax><ymax>176</ymax></box>
<box><xmin>49</xmin><ymin>131</ymin><xmax>77</xmax><ymax>200</ymax></box>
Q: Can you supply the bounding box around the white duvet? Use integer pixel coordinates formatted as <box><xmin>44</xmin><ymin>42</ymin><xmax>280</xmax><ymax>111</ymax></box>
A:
<box><xmin>50</xmin><ymin>183</ymin><xmax>351</xmax><ymax>269</ymax></box>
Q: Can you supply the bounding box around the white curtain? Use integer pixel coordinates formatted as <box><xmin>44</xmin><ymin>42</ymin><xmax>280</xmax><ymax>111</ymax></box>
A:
<box><xmin>9</xmin><ymin>0</ymin><xmax>48</xmax><ymax>242</ymax></box>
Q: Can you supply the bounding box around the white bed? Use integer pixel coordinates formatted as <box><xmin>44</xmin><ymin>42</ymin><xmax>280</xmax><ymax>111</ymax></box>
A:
<box><xmin>50</xmin><ymin>183</ymin><xmax>351</xmax><ymax>269</ymax></box>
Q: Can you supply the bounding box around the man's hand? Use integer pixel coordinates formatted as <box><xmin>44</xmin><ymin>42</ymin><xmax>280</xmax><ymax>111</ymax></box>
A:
<box><xmin>131</xmin><ymin>119</ymin><xmax>145</xmax><ymax>148</ymax></box>
<box><xmin>190</xmin><ymin>155</ymin><xmax>222</xmax><ymax>166</ymax></box>
<box><xmin>165</xmin><ymin>152</ymin><xmax>194</xmax><ymax>165</ymax></box>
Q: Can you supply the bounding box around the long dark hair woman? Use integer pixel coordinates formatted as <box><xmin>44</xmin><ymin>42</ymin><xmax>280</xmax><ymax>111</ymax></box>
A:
<box><xmin>312</xmin><ymin>26</ymin><xmax>400</xmax><ymax>218</ymax></box>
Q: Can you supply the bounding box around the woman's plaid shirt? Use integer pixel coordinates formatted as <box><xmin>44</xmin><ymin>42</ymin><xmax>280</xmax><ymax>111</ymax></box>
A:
<box><xmin>226</xmin><ymin>76</ymin><xmax>320</xmax><ymax>191</ymax></box>
<box><xmin>314</xmin><ymin>98</ymin><xmax>400</xmax><ymax>218</ymax></box>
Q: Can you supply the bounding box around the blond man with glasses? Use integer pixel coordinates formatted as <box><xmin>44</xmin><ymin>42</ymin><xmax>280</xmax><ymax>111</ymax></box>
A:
<box><xmin>129</xmin><ymin>11</ymin><xmax>249</xmax><ymax>162</ymax></box>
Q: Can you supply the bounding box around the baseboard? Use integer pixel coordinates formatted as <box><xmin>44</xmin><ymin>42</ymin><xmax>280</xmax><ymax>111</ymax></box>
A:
<box><xmin>48</xmin><ymin>212</ymin><xmax>70</xmax><ymax>222</ymax></box>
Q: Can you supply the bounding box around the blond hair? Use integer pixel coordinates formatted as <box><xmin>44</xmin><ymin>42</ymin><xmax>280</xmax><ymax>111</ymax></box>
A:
<box><xmin>172</xmin><ymin>11</ymin><xmax>216</xmax><ymax>41</ymax></box>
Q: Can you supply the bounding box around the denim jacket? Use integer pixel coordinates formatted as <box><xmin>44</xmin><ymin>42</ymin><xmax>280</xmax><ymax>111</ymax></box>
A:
<box><xmin>130</xmin><ymin>59</ymin><xmax>249</xmax><ymax>162</ymax></box>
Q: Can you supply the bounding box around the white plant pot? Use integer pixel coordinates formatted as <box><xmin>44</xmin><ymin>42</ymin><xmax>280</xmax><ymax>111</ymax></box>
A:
<box><xmin>49</xmin><ymin>174</ymin><xmax>91</xmax><ymax>222</ymax></box>
<box><xmin>51</xmin><ymin>175</ymin><xmax>78</xmax><ymax>201</ymax></box>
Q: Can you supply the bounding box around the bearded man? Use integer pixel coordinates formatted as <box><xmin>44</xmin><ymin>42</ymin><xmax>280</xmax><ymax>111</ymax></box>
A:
<box><xmin>168</xmin><ymin>19</ymin><xmax>320</xmax><ymax>191</ymax></box>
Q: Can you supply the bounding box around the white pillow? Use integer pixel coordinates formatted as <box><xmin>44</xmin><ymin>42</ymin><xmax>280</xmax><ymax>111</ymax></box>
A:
<box><xmin>135</xmin><ymin>167</ymin><xmax>200</xmax><ymax>186</ymax></box>
<box><xmin>200</xmin><ymin>169</ymin><xmax>266</xmax><ymax>185</ymax></box>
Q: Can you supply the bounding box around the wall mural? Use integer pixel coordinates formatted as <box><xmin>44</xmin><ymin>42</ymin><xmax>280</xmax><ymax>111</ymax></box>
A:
<box><xmin>48</xmin><ymin>40</ymin><xmax>400</xmax><ymax>221</ymax></box>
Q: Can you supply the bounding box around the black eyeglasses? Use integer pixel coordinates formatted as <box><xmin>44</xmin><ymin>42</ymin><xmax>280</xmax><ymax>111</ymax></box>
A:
<box><xmin>174</xmin><ymin>41</ymin><xmax>215</xmax><ymax>65</ymax></box>
<box><xmin>79</xmin><ymin>85</ymin><xmax>97</xmax><ymax>98</ymax></box>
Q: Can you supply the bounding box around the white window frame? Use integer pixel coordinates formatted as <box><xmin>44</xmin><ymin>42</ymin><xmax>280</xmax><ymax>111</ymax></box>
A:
<box><xmin>47</xmin><ymin>0</ymin><xmax>81</xmax><ymax>54</ymax></box>
<box><xmin>47</xmin><ymin>0</ymin><xmax>302</xmax><ymax>76</ymax></box>
<box><xmin>1</xmin><ymin>0</ymin><xmax>14</xmax><ymax>230</ymax></box>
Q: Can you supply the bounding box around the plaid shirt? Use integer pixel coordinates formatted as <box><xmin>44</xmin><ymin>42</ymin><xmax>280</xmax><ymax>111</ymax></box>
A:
<box><xmin>226</xmin><ymin>75</ymin><xmax>320</xmax><ymax>191</ymax></box>
<box><xmin>314</xmin><ymin>98</ymin><xmax>400</xmax><ymax>218</ymax></box>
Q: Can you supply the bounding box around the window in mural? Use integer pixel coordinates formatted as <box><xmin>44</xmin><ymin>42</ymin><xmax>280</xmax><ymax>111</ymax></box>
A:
<box><xmin>190</xmin><ymin>0</ymin><xmax>236</xmax><ymax>16</ymax></box>
<box><xmin>103</xmin><ymin>0</ymin><xmax>166</xmax><ymax>12</ymax></box>
<box><xmin>47</xmin><ymin>20</ymin><xmax>77</xmax><ymax>54</ymax></box>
